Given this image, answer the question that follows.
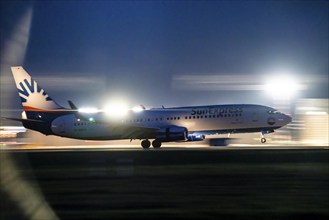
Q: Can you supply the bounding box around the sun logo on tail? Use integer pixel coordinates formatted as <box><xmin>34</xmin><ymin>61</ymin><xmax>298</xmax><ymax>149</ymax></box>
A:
<box><xmin>18</xmin><ymin>78</ymin><xmax>52</xmax><ymax>103</ymax></box>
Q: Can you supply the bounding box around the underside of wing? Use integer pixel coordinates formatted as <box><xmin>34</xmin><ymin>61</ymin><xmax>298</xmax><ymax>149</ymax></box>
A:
<box><xmin>108</xmin><ymin>124</ymin><xmax>161</xmax><ymax>139</ymax></box>
<box><xmin>1</xmin><ymin>117</ymin><xmax>44</xmax><ymax>123</ymax></box>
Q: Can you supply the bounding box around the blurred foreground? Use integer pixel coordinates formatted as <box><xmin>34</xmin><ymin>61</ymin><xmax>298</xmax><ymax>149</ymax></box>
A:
<box><xmin>1</xmin><ymin>149</ymin><xmax>328</xmax><ymax>220</ymax></box>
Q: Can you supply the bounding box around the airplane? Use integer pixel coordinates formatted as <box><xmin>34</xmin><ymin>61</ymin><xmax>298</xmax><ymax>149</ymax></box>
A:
<box><xmin>4</xmin><ymin>66</ymin><xmax>292</xmax><ymax>148</ymax></box>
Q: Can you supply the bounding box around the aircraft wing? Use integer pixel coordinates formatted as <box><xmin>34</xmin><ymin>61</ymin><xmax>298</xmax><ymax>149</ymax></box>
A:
<box><xmin>107</xmin><ymin>124</ymin><xmax>161</xmax><ymax>139</ymax></box>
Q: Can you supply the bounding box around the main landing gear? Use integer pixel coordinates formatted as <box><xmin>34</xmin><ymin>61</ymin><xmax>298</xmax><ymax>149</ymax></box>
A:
<box><xmin>141</xmin><ymin>139</ymin><xmax>151</xmax><ymax>149</ymax></box>
<box><xmin>152</xmin><ymin>139</ymin><xmax>162</xmax><ymax>148</ymax></box>
<box><xmin>141</xmin><ymin>139</ymin><xmax>162</xmax><ymax>149</ymax></box>
<box><xmin>261</xmin><ymin>137</ymin><xmax>266</xmax><ymax>143</ymax></box>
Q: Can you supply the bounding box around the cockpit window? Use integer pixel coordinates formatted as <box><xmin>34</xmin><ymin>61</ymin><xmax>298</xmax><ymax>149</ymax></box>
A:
<box><xmin>268</xmin><ymin>110</ymin><xmax>279</xmax><ymax>114</ymax></box>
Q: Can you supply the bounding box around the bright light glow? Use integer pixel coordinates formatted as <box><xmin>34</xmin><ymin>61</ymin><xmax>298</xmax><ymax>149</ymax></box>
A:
<box><xmin>305</xmin><ymin>111</ymin><xmax>327</xmax><ymax>115</ymax></box>
<box><xmin>264</xmin><ymin>74</ymin><xmax>300</xmax><ymax>100</ymax></box>
<box><xmin>104</xmin><ymin>102</ymin><xmax>129</xmax><ymax>117</ymax></box>
<box><xmin>132</xmin><ymin>105</ymin><xmax>144</xmax><ymax>112</ymax></box>
<box><xmin>0</xmin><ymin>126</ymin><xmax>26</xmax><ymax>134</ymax></box>
<box><xmin>78</xmin><ymin>108</ymin><xmax>99</xmax><ymax>113</ymax></box>
<box><xmin>297</xmin><ymin>107</ymin><xmax>318</xmax><ymax>111</ymax></box>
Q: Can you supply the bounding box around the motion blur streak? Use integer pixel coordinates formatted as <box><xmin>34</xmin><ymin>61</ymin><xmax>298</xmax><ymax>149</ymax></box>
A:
<box><xmin>294</xmin><ymin>99</ymin><xmax>329</xmax><ymax>146</ymax></box>
<box><xmin>0</xmin><ymin>6</ymin><xmax>32</xmax><ymax>119</ymax></box>
<box><xmin>0</xmin><ymin>6</ymin><xmax>57</xmax><ymax>220</ymax></box>
<box><xmin>0</xmin><ymin>151</ymin><xmax>59</xmax><ymax>219</ymax></box>
<box><xmin>171</xmin><ymin>74</ymin><xmax>307</xmax><ymax>92</ymax></box>
<box><xmin>171</xmin><ymin>74</ymin><xmax>264</xmax><ymax>91</ymax></box>
<box><xmin>29</xmin><ymin>76</ymin><xmax>106</xmax><ymax>91</ymax></box>
<box><xmin>0</xmin><ymin>7</ymin><xmax>32</xmax><ymax>66</ymax></box>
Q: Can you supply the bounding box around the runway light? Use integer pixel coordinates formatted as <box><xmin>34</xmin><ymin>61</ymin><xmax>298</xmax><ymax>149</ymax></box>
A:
<box><xmin>264</xmin><ymin>75</ymin><xmax>300</xmax><ymax>100</ymax></box>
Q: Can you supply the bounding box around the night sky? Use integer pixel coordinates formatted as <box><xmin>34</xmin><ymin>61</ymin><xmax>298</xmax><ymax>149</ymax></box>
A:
<box><xmin>1</xmin><ymin>0</ymin><xmax>328</xmax><ymax>112</ymax></box>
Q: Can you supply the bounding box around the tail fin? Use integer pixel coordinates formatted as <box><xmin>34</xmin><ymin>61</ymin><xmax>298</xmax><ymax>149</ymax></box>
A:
<box><xmin>11</xmin><ymin>66</ymin><xmax>64</xmax><ymax>111</ymax></box>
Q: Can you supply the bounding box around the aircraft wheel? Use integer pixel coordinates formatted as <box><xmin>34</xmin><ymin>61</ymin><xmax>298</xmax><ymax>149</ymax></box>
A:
<box><xmin>141</xmin><ymin>139</ymin><xmax>151</xmax><ymax>149</ymax></box>
<box><xmin>261</xmin><ymin>137</ymin><xmax>266</xmax><ymax>143</ymax></box>
<box><xmin>152</xmin><ymin>139</ymin><xmax>162</xmax><ymax>148</ymax></box>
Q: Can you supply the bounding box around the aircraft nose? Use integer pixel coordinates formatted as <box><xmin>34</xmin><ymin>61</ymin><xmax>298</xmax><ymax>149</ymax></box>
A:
<box><xmin>277</xmin><ymin>113</ymin><xmax>292</xmax><ymax>126</ymax></box>
<box><xmin>284</xmin><ymin>114</ymin><xmax>292</xmax><ymax>124</ymax></box>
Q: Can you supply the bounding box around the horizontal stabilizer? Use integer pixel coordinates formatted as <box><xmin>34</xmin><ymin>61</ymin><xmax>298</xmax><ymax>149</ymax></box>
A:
<box><xmin>1</xmin><ymin>117</ymin><xmax>44</xmax><ymax>123</ymax></box>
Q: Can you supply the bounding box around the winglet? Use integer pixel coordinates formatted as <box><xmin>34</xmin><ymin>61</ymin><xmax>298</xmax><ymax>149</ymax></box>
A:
<box><xmin>68</xmin><ymin>100</ymin><xmax>78</xmax><ymax>110</ymax></box>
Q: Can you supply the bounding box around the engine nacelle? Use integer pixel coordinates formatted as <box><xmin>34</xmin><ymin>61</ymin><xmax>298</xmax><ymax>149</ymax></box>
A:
<box><xmin>156</xmin><ymin>126</ymin><xmax>187</xmax><ymax>142</ymax></box>
<box><xmin>187</xmin><ymin>134</ymin><xmax>205</xmax><ymax>142</ymax></box>
<box><xmin>51</xmin><ymin>116</ymin><xmax>66</xmax><ymax>136</ymax></box>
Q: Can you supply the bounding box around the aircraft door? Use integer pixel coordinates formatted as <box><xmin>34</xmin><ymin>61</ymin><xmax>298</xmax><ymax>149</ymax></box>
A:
<box><xmin>252</xmin><ymin>112</ymin><xmax>258</xmax><ymax>122</ymax></box>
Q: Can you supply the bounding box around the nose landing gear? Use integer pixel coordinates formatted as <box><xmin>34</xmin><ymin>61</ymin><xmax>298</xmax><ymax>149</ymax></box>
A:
<box><xmin>261</xmin><ymin>137</ymin><xmax>266</xmax><ymax>143</ymax></box>
<box><xmin>260</xmin><ymin>130</ymin><xmax>274</xmax><ymax>144</ymax></box>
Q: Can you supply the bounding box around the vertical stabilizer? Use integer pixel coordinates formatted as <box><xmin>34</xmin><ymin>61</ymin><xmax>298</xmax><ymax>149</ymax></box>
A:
<box><xmin>11</xmin><ymin>66</ymin><xmax>64</xmax><ymax>111</ymax></box>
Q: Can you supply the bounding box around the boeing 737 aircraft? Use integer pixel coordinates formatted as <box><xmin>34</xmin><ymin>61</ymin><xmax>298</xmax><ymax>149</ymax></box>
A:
<box><xmin>5</xmin><ymin>67</ymin><xmax>291</xmax><ymax>148</ymax></box>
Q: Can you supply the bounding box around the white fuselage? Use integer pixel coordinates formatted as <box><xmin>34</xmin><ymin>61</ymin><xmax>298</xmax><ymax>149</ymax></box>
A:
<box><xmin>50</xmin><ymin>104</ymin><xmax>291</xmax><ymax>141</ymax></box>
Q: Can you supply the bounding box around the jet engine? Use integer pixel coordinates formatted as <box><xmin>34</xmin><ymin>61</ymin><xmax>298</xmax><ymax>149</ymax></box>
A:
<box><xmin>156</xmin><ymin>126</ymin><xmax>187</xmax><ymax>142</ymax></box>
<box><xmin>187</xmin><ymin>134</ymin><xmax>205</xmax><ymax>142</ymax></box>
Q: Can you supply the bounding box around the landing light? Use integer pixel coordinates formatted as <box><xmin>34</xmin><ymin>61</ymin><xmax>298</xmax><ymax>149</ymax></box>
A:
<box><xmin>104</xmin><ymin>103</ymin><xmax>129</xmax><ymax>117</ymax></box>
<box><xmin>132</xmin><ymin>105</ymin><xmax>144</xmax><ymax>112</ymax></box>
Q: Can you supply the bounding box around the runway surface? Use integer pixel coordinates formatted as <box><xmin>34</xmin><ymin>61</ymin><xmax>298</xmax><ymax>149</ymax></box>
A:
<box><xmin>1</xmin><ymin>142</ymin><xmax>328</xmax><ymax>152</ymax></box>
<box><xmin>1</xmin><ymin>147</ymin><xmax>328</xmax><ymax>220</ymax></box>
